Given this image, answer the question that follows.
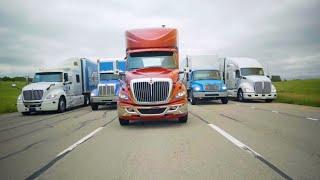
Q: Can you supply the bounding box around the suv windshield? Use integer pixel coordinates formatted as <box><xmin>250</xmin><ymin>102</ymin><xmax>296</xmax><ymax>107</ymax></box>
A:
<box><xmin>241</xmin><ymin>68</ymin><xmax>264</xmax><ymax>76</ymax></box>
<box><xmin>33</xmin><ymin>72</ymin><xmax>62</xmax><ymax>83</ymax></box>
<box><xmin>127</xmin><ymin>51</ymin><xmax>177</xmax><ymax>70</ymax></box>
<box><xmin>100</xmin><ymin>73</ymin><xmax>119</xmax><ymax>80</ymax></box>
<box><xmin>193</xmin><ymin>70</ymin><xmax>221</xmax><ymax>80</ymax></box>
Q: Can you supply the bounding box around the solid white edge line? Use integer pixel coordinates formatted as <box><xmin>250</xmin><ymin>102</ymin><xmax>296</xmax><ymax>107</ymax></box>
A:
<box><xmin>56</xmin><ymin>127</ymin><xmax>104</xmax><ymax>157</ymax></box>
<box><xmin>306</xmin><ymin>117</ymin><xmax>319</xmax><ymax>121</ymax></box>
<box><xmin>208</xmin><ymin>124</ymin><xmax>262</xmax><ymax>157</ymax></box>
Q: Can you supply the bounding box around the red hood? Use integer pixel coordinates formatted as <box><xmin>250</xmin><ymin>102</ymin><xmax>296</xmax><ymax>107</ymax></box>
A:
<box><xmin>125</xmin><ymin>67</ymin><xmax>179</xmax><ymax>83</ymax></box>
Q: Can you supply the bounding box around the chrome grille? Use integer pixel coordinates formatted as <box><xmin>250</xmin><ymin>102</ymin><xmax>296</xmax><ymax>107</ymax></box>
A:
<box><xmin>23</xmin><ymin>90</ymin><xmax>43</xmax><ymax>101</ymax></box>
<box><xmin>205</xmin><ymin>84</ymin><xmax>220</xmax><ymax>91</ymax></box>
<box><xmin>254</xmin><ymin>82</ymin><xmax>271</xmax><ymax>94</ymax></box>
<box><xmin>98</xmin><ymin>85</ymin><xmax>115</xmax><ymax>96</ymax></box>
<box><xmin>131</xmin><ymin>78</ymin><xmax>171</xmax><ymax>104</ymax></box>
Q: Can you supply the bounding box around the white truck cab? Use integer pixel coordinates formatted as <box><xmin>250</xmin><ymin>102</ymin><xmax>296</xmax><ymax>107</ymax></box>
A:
<box><xmin>221</xmin><ymin>57</ymin><xmax>277</xmax><ymax>102</ymax></box>
<box><xmin>17</xmin><ymin>58</ymin><xmax>97</xmax><ymax>115</ymax></box>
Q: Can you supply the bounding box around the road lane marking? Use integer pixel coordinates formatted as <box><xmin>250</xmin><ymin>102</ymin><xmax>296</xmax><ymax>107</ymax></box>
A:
<box><xmin>306</xmin><ymin>117</ymin><xmax>319</xmax><ymax>121</ymax></box>
<box><xmin>250</xmin><ymin>106</ymin><xmax>256</xmax><ymax>109</ymax></box>
<box><xmin>26</xmin><ymin>114</ymin><xmax>117</xmax><ymax>180</ymax></box>
<box><xmin>189</xmin><ymin>111</ymin><xmax>293</xmax><ymax>180</ymax></box>
<box><xmin>56</xmin><ymin>127</ymin><xmax>103</xmax><ymax>157</ymax></box>
<box><xmin>271</xmin><ymin>110</ymin><xmax>279</xmax><ymax>113</ymax></box>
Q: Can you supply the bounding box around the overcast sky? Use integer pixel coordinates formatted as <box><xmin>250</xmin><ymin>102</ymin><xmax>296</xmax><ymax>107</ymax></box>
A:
<box><xmin>0</xmin><ymin>0</ymin><xmax>319</xmax><ymax>79</ymax></box>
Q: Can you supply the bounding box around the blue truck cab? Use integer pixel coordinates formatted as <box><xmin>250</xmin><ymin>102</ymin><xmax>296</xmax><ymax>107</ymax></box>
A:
<box><xmin>182</xmin><ymin>55</ymin><xmax>228</xmax><ymax>105</ymax></box>
<box><xmin>90</xmin><ymin>59</ymin><xmax>126</xmax><ymax>110</ymax></box>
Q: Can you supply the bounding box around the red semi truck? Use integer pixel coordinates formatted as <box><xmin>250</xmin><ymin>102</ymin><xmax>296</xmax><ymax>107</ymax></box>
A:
<box><xmin>117</xmin><ymin>27</ymin><xmax>188</xmax><ymax>125</ymax></box>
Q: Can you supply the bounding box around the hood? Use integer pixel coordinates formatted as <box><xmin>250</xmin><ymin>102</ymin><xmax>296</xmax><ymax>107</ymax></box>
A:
<box><xmin>125</xmin><ymin>67</ymin><xmax>179</xmax><ymax>83</ymax></box>
<box><xmin>244</xmin><ymin>75</ymin><xmax>271</xmax><ymax>83</ymax></box>
<box><xmin>22</xmin><ymin>82</ymin><xmax>60</xmax><ymax>91</ymax></box>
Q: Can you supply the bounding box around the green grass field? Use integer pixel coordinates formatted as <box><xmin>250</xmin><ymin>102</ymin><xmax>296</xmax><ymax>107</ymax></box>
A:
<box><xmin>0</xmin><ymin>81</ymin><xmax>27</xmax><ymax>114</ymax></box>
<box><xmin>273</xmin><ymin>79</ymin><xmax>320</xmax><ymax>107</ymax></box>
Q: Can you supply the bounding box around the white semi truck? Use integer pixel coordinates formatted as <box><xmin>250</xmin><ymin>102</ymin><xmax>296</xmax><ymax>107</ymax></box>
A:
<box><xmin>220</xmin><ymin>57</ymin><xmax>277</xmax><ymax>102</ymax></box>
<box><xmin>17</xmin><ymin>58</ymin><xmax>97</xmax><ymax>115</ymax></box>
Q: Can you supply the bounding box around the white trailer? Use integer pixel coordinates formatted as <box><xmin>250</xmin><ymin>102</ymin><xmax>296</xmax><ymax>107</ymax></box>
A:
<box><xmin>17</xmin><ymin>58</ymin><xmax>97</xmax><ymax>115</ymax></box>
<box><xmin>220</xmin><ymin>57</ymin><xmax>277</xmax><ymax>102</ymax></box>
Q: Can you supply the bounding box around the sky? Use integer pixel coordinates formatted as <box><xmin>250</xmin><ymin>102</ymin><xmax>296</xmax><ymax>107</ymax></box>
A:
<box><xmin>0</xmin><ymin>0</ymin><xmax>319</xmax><ymax>79</ymax></box>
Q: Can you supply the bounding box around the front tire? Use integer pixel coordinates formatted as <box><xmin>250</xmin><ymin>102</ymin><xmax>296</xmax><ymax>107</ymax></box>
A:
<box><xmin>237</xmin><ymin>89</ymin><xmax>244</xmax><ymax>102</ymax></box>
<box><xmin>84</xmin><ymin>95</ymin><xmax>90</xmax><ymax>106</ymax></box>
<box><xmin>58</xmin><ymin>97</ymin><xmax>66</xmax><ymax>113</ymax></box>
<box><xmin>190</xmin><ymin>91</ymin><xmax>197</xmax><ymax>105</ymax></box>
<box><xmin>221</xmin><ymin>97</ymin><xmax>228</xmax><ymax>104</ymax></box>
<box><xmin>178</xmin><ymin>115</ymin><xmax>188</xmax><ymax>123</ymax></box>
<box><xmin>119</xmin><ymin>118</ymin><xmax>129</xmax><ymax>126</ymax></box>
<box><xmin>91</xmin><ymin>103</ymin><xmax>98</xmax><ymax>111</ymax></box>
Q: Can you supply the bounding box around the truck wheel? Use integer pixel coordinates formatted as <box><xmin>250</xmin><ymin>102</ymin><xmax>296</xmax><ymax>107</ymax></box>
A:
<box><xmin>178</xmin><ymin>115</ymin><xmax>188</xmax><ymax>123</ymax></box>
<box><xmin>58</xmin><ymin>97</ymin><xmax>66</xmax><ymax>113</ymax></box>
<box><xmin>190</xmin><ymin>91</ymin><xmax>197</xmax><ymax>105</ymax></box>
<box><xmin>119</xmin><ymin>118</ymin><xmax>129</xmax><ymax>126</ymax></box>
<box><xmin>21</xmin><ymin>112</ymin><xmax>30</xmax><ymax>116</ymax></box>
<box><xmin>221</xmin><ymin>97</ymin><xmax>228</xmax><ymax>104</ymax></box>
<box><xmin>84</xmin><ymin>95</ymin><xmax>90</xmax><ymax>106</ymax></box>
<box><xmin>265</xmin><ymin>99</ymin><xmax>273</xmax><ymax>103</ymax></box>
<box><xmin>91</xmin><ymin>103</ymin><xmax>98</xmax><ymax>111</ymax></box>
<box><xmin>237</xmin><ymin>89</ymin><xmax>244</xmax><ymax>102</ymax></box>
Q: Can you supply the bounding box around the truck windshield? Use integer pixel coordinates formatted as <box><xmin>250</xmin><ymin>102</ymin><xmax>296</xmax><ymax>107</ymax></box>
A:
<box><xmin>241</xmin><ymin>68</ymin><xmax>264</xmax><ymax>76</ymax></box>
<box><xmin>33</xmin><ymin>72</ymin><xmax>63</xmax><ymax>83</ymax></box>
<box><xmin>193</xmin><ymin>70</ymin><xmax>220</xmax><ymax>80</ymax></box>
<box><xmin>127</xmin><ymin>51</ymin><xmax>177</xmax><ymax>70</ymax></box>
<box><xmin>100</xmin><ymin>73</ymin><xmax>119</xmax><ymax>80</ymax></box>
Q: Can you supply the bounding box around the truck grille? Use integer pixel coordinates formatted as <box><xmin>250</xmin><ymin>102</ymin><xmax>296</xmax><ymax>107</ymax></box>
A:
<box><xmin>23</xmin><ymin>90</ymin><xmax>44</xmax><ymax>101</ymax></box>
<box><xmin>137</xmin><ymin>108</ymin><xmax>166</xmax><ymax>115</ymax></box>
<box><xmin>98</xmin><ymin>85</ymin><xmax>115</xmax><ymax>96</ymax></box>
<box><xmin>131</xmin><ymin>78</ymin><xmax>171</xmax><ymax>104</ymax></box>
<box><xmin>254</xmin><ymin>82</ymin><xmax>271</xmax><ymax>94</ymax></box>
<box><xmin>205</xmin><ymin>84</ymin><xmax>220</xmax><ymax>91</ymax></box>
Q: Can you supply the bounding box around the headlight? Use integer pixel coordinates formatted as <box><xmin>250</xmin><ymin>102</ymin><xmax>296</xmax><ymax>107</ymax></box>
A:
<box><xmin>221</xmin><ymin>85</ymin><xmax>227</xmax><ymax>90</ymax></box>
<box><xmin>91</xmin><ymin>92</ymin><xmax>96</xmax><ymax>96</ymax></box>
<box><xmin>119</xmin><ymin>91</ymin><xmax>129</xmax><ymax>100</ymax></box>
<box><xmin>46</xmin><ymin>94</ymin><xmax>58</xmax><ymax>99</ymax></box>
<box><xmin>193</xmin><ymin>86</ymin><xmax>201</xmax><ymax>91</ymax></box>
<box><xmin>271</xmin><ymin>85</ymin><xmax>277</xmax><ymax>92</ymax></box>
<box><xmin>175</xmin><ymin>90</ymin><xmax>187</xmax><ymax>99</ymax></box>
<box><xmin>17</xmin><ymin>94</ymin><xmax>22</xmax><ymax>100</ymax></box>
<box><xmin>243</xmin><ymin>86</ymin><xmax>254</xmax><ymax>92</ymax></box>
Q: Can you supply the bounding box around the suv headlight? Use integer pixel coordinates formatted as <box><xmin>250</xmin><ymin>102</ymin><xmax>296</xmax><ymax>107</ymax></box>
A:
<box><xmin>46</xmin><ymin>94</ymin><xmax>58</xmax><ymax>100</ymax></box>
<box><xmin>271</xmin><ymin>84</ymin><xmax>277</xmax><ymax>93</ymax></box>
<box><xmin>175</xmin><ymin>90</ymin><xmax>187</xmax><ymax>99</ymax></box>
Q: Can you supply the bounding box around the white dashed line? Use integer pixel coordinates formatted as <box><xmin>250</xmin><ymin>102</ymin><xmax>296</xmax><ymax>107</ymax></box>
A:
<box><xmin>250</xmin><ymin>106</ymin><xmax>256</xmax><ymax>109</ymax></box>
<box><xmin>56</xmin><ymin>127</ymin><xmax>103</xmax><ymax>157</ymax></box>
<box><xmin>306</xmin><ymin>117</ymin><xmax>319</xmax><ymax>121</ymax></box>
<box><xmin>271</xmin><ymin>110</ymin><xmax>279</xmax><ymax>113</ymax></box>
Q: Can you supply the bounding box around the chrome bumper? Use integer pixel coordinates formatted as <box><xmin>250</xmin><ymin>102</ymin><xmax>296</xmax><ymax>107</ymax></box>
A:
<box><xmin>193</xmin><ymin>91</ymin><xmax>227</xmax><ymax>98</ymax></box>
<box><xmin>243</xmin><ymin>92</ymin><xmax>277</xmax><ymax>99</ymax></box>
<box><xmin>91</xmin><ymin>96</ymin><xmax>117</xmax><ymax>104</ymax></box>
<box><xmin>118</xmin><ymin>103</ymin><xmax>188</xmax><ymax>117</ymax></box>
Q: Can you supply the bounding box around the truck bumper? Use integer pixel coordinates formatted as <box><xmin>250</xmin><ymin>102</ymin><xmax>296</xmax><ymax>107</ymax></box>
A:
<box><xmin>193</xmin><ymin>91</ymin><xmax>227</xmax><ymax>99</ymax></box>
<box><xmin>17</xmin><ymin>99</ymin><xmax>59</xmax><ymax>113</ymax></box>
<box><xmin>91</xmin><ymin>96</ymin><xmax>117</xmax><ymax>105</ymax></box>
<box><xmin>117</xmin><ymin>100</ymin><xmax>188</xmax><ymax>121</ymax></box>
<box><xmin>243</xmin><ymin>92</ymin><xmax>277</xmax><ymax>100</ymax></box>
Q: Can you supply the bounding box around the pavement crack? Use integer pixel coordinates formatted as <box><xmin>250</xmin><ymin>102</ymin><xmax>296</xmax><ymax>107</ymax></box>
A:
<box><xmin>0</xmin><ymin>126</ymin><xmax>52</xmax><ymax>144</ymax></box>
<box><xmin>219</xmin><ymin>113</ymin><xmax>242</xmax><ymax>123</ymax></box>
<box><xmin>0</xmin><ymin>139</ymin><xmax>47</xmax><ymax>161</ymax></box>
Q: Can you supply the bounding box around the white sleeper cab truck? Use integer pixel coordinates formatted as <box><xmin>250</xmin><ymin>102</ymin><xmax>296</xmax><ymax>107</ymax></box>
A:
<box><xmin>220</xmin><ymin>57</ymin><xmax>277</xmax><ymax>102</ymax></box>
<box><xmin>17</xmin><ymin>58</ymin><xmax>97</xmax><ymax>115</ymax></box>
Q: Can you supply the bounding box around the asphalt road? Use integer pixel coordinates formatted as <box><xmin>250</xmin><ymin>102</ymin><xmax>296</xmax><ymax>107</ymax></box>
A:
<box><xmin>0</xmin><ymin>101</ymin><xmax>319</xmax><ymax>179</ymax></box>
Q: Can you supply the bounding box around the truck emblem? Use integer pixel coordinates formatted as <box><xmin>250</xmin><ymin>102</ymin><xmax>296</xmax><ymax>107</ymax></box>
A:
<box><xmin>149</xmin><ymin>78</ymin><xmax>154</xmax><ymax>85</ymax></box>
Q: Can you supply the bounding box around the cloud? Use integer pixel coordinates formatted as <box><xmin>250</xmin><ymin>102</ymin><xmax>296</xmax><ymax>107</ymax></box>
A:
<box><xmin>0</xmin><ymin>0</ymin><xmax>319</xmax><ymax>79</ymax></box>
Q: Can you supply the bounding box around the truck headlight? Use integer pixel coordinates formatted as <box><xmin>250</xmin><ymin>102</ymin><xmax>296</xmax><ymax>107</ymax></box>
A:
<box><xmin>175</xmin><ymin>90</ymin><xmax>187</xmax><ymax>99</ymax></box>
<box><xmin>221</xmin><ymin>85</ymin><xmax>227</xmax><ymax>90</ymax></box>
<box><xmin>46</xmin><ymin>94</ymin><xmax>58</xmax><ymax>100</ymax></box>
<box><xmin>243</xmin><ymin>86</ymin><xmax>254</xmax><ymax>92</ymax></box>
<box><xmin>91</xmin><ymin>92</ymin><xmax>96</xmax><ymax>96</ymax></box>
<box><xmin>193</xmin><ymin>86</ymin><xmax>201</xmax><ymax>91</ymax></box>
<box><xmin>271</xmin><ymin>85</ymin><xmax>277</xmax><ymax>93</ymax></box>
<box><xmin>119</xmin><ymin>91</ymin><xmax>129</xmax><ymax>100</ymax></box>
<box><xmin>17</xmin><ymin>94</ymin><xmax>22</xmax><ymax>101</ymax></box>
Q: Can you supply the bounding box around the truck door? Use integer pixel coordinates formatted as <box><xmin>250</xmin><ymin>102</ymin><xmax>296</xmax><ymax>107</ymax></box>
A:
<box><xmin>63</xmin><ymin>73</ymin><xmax>72</xmax><ymax>96</ymax></box>
<box><xmin>235</xmin><ymin>69</ymin><xmax>241</xmax><ymax>88</ymax></box>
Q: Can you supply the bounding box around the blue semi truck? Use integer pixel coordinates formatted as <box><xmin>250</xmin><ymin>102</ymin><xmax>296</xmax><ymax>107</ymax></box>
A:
<box><xmin>90</xmin><ymin>59</ymin><xmax>126</xmax><ymax>110</ymax></box>
<box><xmin>182</xmin><ymin>55</ymin><xmax>228</xmax><ymax>105</ymax></box>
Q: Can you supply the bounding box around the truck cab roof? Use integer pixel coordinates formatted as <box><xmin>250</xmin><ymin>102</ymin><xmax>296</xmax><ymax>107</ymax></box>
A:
<box><xmin>227</xmin><ymin>57</ymin><xmax>263</xmax><ymax>68</ymax></box>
